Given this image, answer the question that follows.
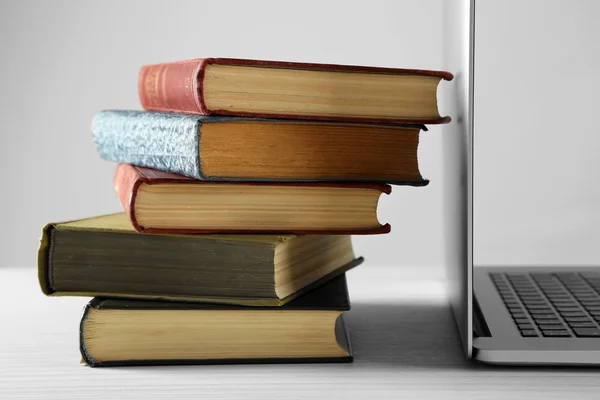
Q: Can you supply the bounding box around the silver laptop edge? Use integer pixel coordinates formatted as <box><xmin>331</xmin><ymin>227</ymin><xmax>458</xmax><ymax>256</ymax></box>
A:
<box><xmin>442</xmin><ymin>0</ymin><xmax>475</xmax><ymax>359</ymax></box>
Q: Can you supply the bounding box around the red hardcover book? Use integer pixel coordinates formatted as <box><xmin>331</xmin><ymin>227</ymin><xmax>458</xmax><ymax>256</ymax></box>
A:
<box><xmin>138</xmin><ymin>58</ymin><xmax>453</xmax><ymax>124</ymax></box>
<box><xmin>115</xmin><ymin>164</ymin><xmax>392</xmax><ymax>235</ymax></box>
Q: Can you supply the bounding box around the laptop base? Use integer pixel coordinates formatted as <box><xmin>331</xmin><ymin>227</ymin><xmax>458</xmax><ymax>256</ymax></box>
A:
<box><xmin>473</xmin><ymin>266</ymin><xmax>600</xmax><ymax>365</ymax></box>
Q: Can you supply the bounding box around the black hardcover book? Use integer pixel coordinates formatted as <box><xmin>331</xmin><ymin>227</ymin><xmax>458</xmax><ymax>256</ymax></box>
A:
<box><xmin>80</xmin><ymin>275</ymin><xmax>353</xmax><ymax>367</ymax></box>
<box><xmin>38</xmin><ymin>213</ymin><xmax>361</xmax><ymax>307</ymax></box>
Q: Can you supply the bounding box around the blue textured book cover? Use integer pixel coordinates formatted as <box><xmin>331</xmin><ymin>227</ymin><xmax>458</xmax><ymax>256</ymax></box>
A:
<box><xmin>93</xmin><ymin>111</ymin><xmax>281</xmax><ymax>180</ymax></box>
<box><xmin>93</xmin><ymin>110</ymin><xmax>211</xmax><ymax>179</ymax></box>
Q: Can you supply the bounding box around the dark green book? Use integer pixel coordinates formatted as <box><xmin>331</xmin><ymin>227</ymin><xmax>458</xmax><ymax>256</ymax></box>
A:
<box><xmin>80</xmin><ymin>275</ymin><xmax>353</xmax><ymax>367</ymax></box>
<box><xmin>38</xmin><ymin>213</ymin><xmax>362</xmax><ymax>306</ymax></box>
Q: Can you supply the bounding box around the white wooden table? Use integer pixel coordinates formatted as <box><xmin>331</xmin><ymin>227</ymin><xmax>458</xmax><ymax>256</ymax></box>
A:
<box><xmin>1</xmin><ymin>266</ymin><xmax>598</xmax><ymax>399</ymax></box>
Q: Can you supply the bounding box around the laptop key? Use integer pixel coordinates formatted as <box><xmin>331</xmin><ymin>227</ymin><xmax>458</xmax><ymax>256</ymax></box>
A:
<box><xmin>537</xmin><ymin>319</ymin><xmax>562</xmax><ymax>325</ymax></box>
<box><xmin>567</xmin><ymin>286</ymin><xmax>592</xmax><ymax>291</ymax></box>
<box><xmin>572</xmin><ymin>293</ymin><xmax>598</xmax><ymax>298</ymax></box>
<box><xmin>560</xmin><ymin>312</ymin><xmax>588</xmax><ymax>317</ymax></box>
<box><xmin>525</xmin><ymin>304</ymin><xmax>552</xmax><ymax>311</ymax></box>
<box><xmin>529</xmin><ymin>309</ymin><xmax>555</xmax><ymax>315</ymax></box>
<box><xmin>523</xmin><ymin>302</ymin><xmax>548</xmax><ymax>307</ymax></box>
<box><xmin>553</xmin><ymin>305</ymin><xmax>578</xmax><ymax>310</ymax></box>
<box><xmin>538</xmin><ymin>324</ymin><xmax>567</xmax><ymax>330</ymax></box>
<box><xmin>588</xmin><ymin>311</ymin><xmax>600</xmax><ymax>316</ymax></box>
<box><xmin>533</xmin><ymin>318</ymin><xmax>559</xmax><ymax>324</ymax></box>
<box><xmin>572</xmin><ymin>327</ymin><xmax>600</xmax><ymax>338</ymax></box>
<box><xmin>568</xmin><ymin>321</ymin><xmax>597</xmax><ymax>328</ymax></box>
<box><xmin>580</xmin><ymin>301</ymin><xmax>600</xmax><ymax>307</ymax></box>
<box><xmin>534</xmin><ymin>314</ymin><xmax>559</xmax><ymax>320</ymax></box>
<box><xmin>514</xmin><ymin>318</ymin><xmax>530</xmax><ymax>324</ymax></box>
<box><xmin>548</xmin><ymin>297</ymin><xmax>573</xmax><ymax>302</ymax></box>
<box><xmin>520</xmin><ymin>296</ymin><xmax>543</xmax><ymax>301</ymax></box>
<box><xmin>564</xmin><ymin>317</ymin><xmax>593</xmax><ymax>323</ymax></box>
<box><xmin>555</xmin><ymin>307</ymin><xmax>582</xmax><ymax>313</ymax></box>
<box><xmin>518</xmin><ymin>324</ymin><xmax>534</xmax><ymax>330</ymax></box>
<box><xmin>551</xmin><ymin>301</ymin><xmax>577</xmax><ymax>306</ymax></box>
<box><xmin>542</xmin><ymin>330</ymin><xmax>571</xmax><ymax>337</ymax></box>
<box><xmin>520</xmin><ymin>330</ymin><xmax>538</xmax><ymax>337</ymax></box>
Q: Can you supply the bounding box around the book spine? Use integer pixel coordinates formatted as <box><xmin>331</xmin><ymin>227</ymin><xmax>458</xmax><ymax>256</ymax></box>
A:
<box><xmin>114</xmin><ymin>164</ymin><xmax>144</xmax><ymax>232</ymax></box>
<box><xmin>91</xmin><ymin>110</ymin><xmax>204</xmax><ymax>180</ymax></box>
<box><xmin>138</xmin><ymin>59</ymin><xmax>208</xmax><ymax>114</ymax></box>
<box><xmin>37</xmin><ymin>224</ymin><xmax>54</xmax><ymax>295</ymax></box>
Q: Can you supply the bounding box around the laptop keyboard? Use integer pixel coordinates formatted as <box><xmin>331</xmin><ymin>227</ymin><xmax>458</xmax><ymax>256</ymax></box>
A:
<box><xmin>490</xmin><ymin>272</ymin><xmax>600</xmax><ymax>338</ymax></box>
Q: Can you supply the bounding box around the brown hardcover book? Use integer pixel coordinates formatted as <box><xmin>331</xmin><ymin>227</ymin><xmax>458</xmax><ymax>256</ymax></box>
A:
<box><xmin>114</xmin><ymin>164</ymin><xmax>392</xmax><ymax>234</ymax></box>
<box><xmin>80</xmin><ymin>275</ymin><xmax>353</xmax><ymax>367</ymax></box>
<box><xmin>138</xmin><ymin>57</ymin><xmax>453</xmax><ymax>124</ymax></box>
<box><xmin>38</xmin><ymin>213</ymin><xmax>362</xmax><ymax>306</ymax></box>
<box><xmin>93</xmin><ymin>110</ymin><xmax>429</xmax><ymax>184</ymax></box>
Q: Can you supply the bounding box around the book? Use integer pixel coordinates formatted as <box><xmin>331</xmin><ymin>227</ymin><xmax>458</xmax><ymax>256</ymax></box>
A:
<box><xmin>79</xmin><ymin>275</ymin><xmax>353</xmax><ymax>367</ymax></box>
<box><xmin>115</xmin><ymin>164</ymin><xmax>392</xmax><ymax>234</ymax></box>
<box><xmin>38</xmin><ymin>213</ymin><xmax>362</xmax><ymax>306</ymax></box>
<box><xmin>92</xmin><ymin>110</ymin><xmax>428</xmax><ymax>184</ymax></box>
<box><xmin>138</xmin><ymin>57</ymin><xmax>453</xmax><ymax>124</ymax></box>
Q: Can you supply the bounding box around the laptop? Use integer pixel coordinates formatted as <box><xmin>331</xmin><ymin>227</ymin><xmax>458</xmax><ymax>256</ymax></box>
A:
<box><xmin>442</xmin><ymin>0</ymin><xmax>600</xmax><ymax>364</ymax></box>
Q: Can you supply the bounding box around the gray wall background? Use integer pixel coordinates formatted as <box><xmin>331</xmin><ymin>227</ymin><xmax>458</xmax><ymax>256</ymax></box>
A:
<box><xmin>1</xmin><ymin>0</ymin><xmax>598</xmax><ymax>270</ymax></box>
<box><xmin>0</xmin><ymin>0</ymin><xmax>447</xmax><ymax>270</ymax></box>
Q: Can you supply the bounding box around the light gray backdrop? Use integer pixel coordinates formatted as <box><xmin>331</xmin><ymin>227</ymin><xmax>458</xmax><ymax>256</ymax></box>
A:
<box><xmin>0</xmin><ymin>0</ymin><xmax>447</xmax><ymax>270</ymax></box>
<box><xmin>1</xmin><ymin>0</ymin><xmax>598</xmax><ymax>271</ymax></box>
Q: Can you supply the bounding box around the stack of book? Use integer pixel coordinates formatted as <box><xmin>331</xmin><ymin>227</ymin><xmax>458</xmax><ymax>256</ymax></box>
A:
<box><xmin>38</xmin><ymin>58</ymin><xmax>452</xmax><ymax>367</ymax></box>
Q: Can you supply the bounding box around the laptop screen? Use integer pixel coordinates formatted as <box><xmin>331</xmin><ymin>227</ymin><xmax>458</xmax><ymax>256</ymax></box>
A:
<box><xmin>441</xmin><ymin>0</ymin><xmax>475</xmax><ymax>357</ymax></box>
<box><xmin>473</xmin><ymin>1</ymin><xmax>600</xmax><ymax>267</ymax></box>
